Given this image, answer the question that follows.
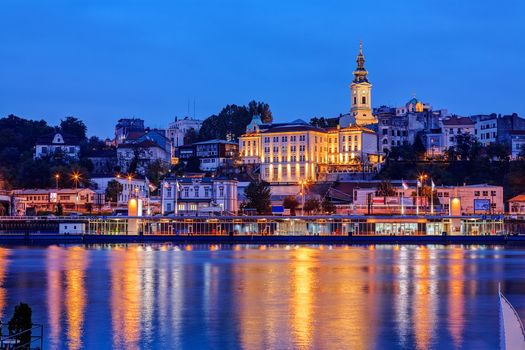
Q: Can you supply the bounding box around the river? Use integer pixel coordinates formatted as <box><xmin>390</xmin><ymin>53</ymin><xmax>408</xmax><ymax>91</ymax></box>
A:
<box><xmin>0</xmin><ymin>244</ymin><xmax>523</xmax><ymax>349</ymax></box>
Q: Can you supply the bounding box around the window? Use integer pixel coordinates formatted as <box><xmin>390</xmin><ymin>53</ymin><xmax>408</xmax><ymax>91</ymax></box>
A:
<box><xmin>204</xmin><ymin>187</ymin><xmax>210</xmax><ymax>197</ymax></box>
<box><xmin>219</xmin><ymin>187</ymin><xmax>224</xmax><ymax>197</ymax></box>
<box><xmin>282</xmin><ymin>136</ymin><xmax>287</xmax><ymax>142</ymax></box>
<box><xmin>194</xmin><ymin>186</ymin><xmax>199</xmax><ymax>197</ymax></box>
<box><xmin>167</xmin><ymin>187</ymin><xmax>172</xmax><ymax>198</ymax></box>
<box><xmin>265</xmin><ymin>168</ymin><xmax>270</xmax><ymax>177</ymax></box>
<box><xmin>282</xmin><ymin>168</ymin><xmax>287</xmax><ymax>176</ymax></box>
<box><xmin>264</xmin><ymin>137</ymin><xmax>270</xmax><ymax>143</ymax></box>
<box><xmin>342</xmin><ymin>136</ymin><xmax>345</xmax><ymax>142</ymax></box>
<box><xmin>273</xmin><ymin>136</ymin><xmax>278</xmax><ymax>142</ymax></box>
<box><xmin>482</xmin><ymin>191</ymin><xmax>488</xmax><ymax>196</ymax></box>
<box><xmin>491</xmin><ymin>191</ymin><xmax>496</xmax><ymax>196</ymax></box>
<box><xmin>353</xmin><ymin>97</ymin><xmax>357</xmax><ymax>104</ymax></box>
<box><xmin>291</xmin><ymin>136</ymin><xmax>296</xmax><ymax>142</ymax></box>
<box><xmin>300</xmin><ymin>166</ymin><xmax>305</xmax><ymax>177</ymax></box>
<box><xmin>362</xmin><ymin>96</ymin><xmax>366</xmax><ymax>104</ymax></box>
<box><xmin>184</xmin><ymin>187</ymin><xmax>189</xmax><ymax>197</ymax></box>
<box><xmin>382</xmin><ymin>129</ymin><xmax>388</xmax><ymax>135</ymax></box>
<box><xmin>474</xmin><ymin>191</ymin><xmax>480</xmax><ymax>196</ymax></box>
<box><xmin>291</xmin><ymin>167</ymin><xmax>296</xmax><ymax>176</ymax></box>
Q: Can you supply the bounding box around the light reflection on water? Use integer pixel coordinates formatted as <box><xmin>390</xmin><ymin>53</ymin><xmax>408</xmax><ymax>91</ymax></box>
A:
<box><xmin>0</xmin><ymin>244</ymin><xmax>523</xmax><ymax>349</ymax></box>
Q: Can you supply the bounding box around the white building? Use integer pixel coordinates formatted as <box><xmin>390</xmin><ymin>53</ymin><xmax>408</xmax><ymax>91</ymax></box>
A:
<box><xmin>471</xmin><ymin>114</ymin><xmax>498</xmax><ymax>146</ymax></box>
<box><xmin>91</xmin><ymin>176</ymin><xmax>149</xmax><ymax>206</ymax></box>
<box><xmin>510</xmin><ymin>131</ymin><xmax>525</xmax><ymax>159</ymax></box>
<box><xmin>166</xmin><ymin>116</ymin><xmax>202</xmax><ymax>147</ymax></box>
<box><xmin>352</xmin><ymin>183</ymin><xmax>503</xmax><ymax>215</ymax></box>
<box><xmin>12</xmin><ymin>188</ymin><xmax>96</xmax><ymax>215</ymax></box>
<box><xmin>117</xmin><ymin>140</ymin><xmax>170</xmax><ymax>174</ymax></box>
<box><xmin>161</xmin><ymin>176</ymin><xmax>238</xmax><ymax>215</ymax></box>
<box><xmin>35</xmin><ymin>132</ymin><xmax>80</xmax><ymax>160</ymax></box>
<box><xmin>442</xmin><ymin>116</ymin><xmax>476</xmax><ymax>150</ymax></box>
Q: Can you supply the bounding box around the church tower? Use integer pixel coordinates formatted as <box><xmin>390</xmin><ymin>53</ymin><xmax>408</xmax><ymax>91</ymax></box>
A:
<box><xmin>350</xmin><ymin>42</ymin><xmax>376</xmax><ymax>125</ymax></box>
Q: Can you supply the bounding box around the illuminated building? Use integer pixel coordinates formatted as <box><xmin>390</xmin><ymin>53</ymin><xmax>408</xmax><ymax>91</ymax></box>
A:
<box><xmin>239</xmin><ymin>43</ymin><xmax>380</xmax><ymax>183</ymax></box>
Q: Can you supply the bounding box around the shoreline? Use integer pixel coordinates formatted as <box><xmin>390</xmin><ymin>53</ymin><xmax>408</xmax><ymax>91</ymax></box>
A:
<box><xmin>0</xmin><ymin>234</ymin><xmax>524</xmax><ymax>246</ymax></box>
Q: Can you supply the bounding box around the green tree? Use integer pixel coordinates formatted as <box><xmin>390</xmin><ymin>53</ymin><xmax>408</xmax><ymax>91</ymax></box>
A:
<box><xmin>321</xmin><ymin>197</ymin><xmax>336</xmax><ymax>214</ymax></box>
<box><xmin>248</xmin><ymin>100</ymin><xmax>273</xmax><ymax>124</ymax></box>
<box><xmin>303</xmin><ymin>197</ymin><xmax>321</xmax><ymax>215</ymax></box>
<box><xmin>8</xmin><ymin>303</ymin><xmax>32</xmax><ymax>348</ymax></box>
<box><xmin>105</xmin><ymin>180</ymin><xmax>123</xmax><ymax>204</ymax></box>
<box><xmin>242</xmin><ymin>180</ymin><xmax>271</xmax><ymax>214</ymax></box>
<box><xmin>60</xmin><ymin>116</ymin><xmax>87</xmax><ymax>140</ymax></box>
<box><xmin>183</xmin><ymin>128</ymin><xmax>199</xmax><ymax>145</ymax></box>
<box><xmin>185</xmin><ymin>156</ymin><xmax>201</xmax><ymax>173</ymax></box>
<box><xmin>283</xmin><ymin>195</ymin><xmax>299</xmax><ymax>216</ymax></box>
<box><xmin>377</xmin><ymin>180</ymin><xmax>396</xmax><ymax>197</ymax></box>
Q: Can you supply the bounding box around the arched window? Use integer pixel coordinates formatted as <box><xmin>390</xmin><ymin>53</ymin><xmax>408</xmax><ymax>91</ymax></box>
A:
<box><xmin>382</xmin><ymin>139</ymin><xmax>388</xmax><ymax>144</ymax></box>
<box><xmin>362</xmin><ymin>96</ymin><xmax>366</xmax><ymax>104</ymax></box>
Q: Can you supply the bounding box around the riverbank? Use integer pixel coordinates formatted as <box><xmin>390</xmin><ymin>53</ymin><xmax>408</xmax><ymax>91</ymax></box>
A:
<box><xmin>1</xmin><ymin>234</ymin><xmax>524</xmax><ymax>245</ymax></box>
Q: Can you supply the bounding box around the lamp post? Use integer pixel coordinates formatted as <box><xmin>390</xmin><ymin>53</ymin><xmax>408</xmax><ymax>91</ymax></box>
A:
<box><xmin>416</xmin><ymin>174</ymin><xmax>427</xmax><ymax>216</ymax></box>
<box><xmin>127</xmin><ymin>174</ymin><xmax>133</xmax><ymax>199</ymax></box>
<box><xmin>72</xmin><ymin>172</ymin><xmax>80</xmax><ymax>212</ymax></box>
<box><xmin>55</xmin><ymin>174</ymin><xmax>60</xmax><ymax>191</ymax></box>
<box><xmin>299</xmin><ymin>180</ymin><xmax>307</xmax><ymax>216</ymax></box>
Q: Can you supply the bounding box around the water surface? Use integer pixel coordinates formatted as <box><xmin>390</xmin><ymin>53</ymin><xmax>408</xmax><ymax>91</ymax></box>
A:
<box><xmin>0</xmin><ymin>244</ymin><xmax>524</xmax><ymax>349</ymax></box>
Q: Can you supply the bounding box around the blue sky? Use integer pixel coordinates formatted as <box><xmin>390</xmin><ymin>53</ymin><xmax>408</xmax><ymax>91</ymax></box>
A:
<box><xmin>1</xmin><ymin>0</ymin><xmax>523</xmax><ymax>137</ymax></box>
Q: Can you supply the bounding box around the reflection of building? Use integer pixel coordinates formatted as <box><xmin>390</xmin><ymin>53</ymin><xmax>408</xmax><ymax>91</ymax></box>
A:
<box><xmin>35</xmin><ymin>132</ymin><xmax>80</xmax><ymax>160</ymax></box>
<box><xmin>12</xmin><ymin>188</ymin><xmax>96</xmax><ymax>215</ymax></box>
<box><xmin>161</xmin><ymin>176</ymin><xmax>238</xmax><ymax>215</ymax></box>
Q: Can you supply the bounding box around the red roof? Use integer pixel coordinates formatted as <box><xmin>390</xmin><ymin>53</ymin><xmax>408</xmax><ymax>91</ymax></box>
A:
<box><xmin>509</xmin><ymin>194</ymin><xmax>525</xmax><ymax>202</ymax></box>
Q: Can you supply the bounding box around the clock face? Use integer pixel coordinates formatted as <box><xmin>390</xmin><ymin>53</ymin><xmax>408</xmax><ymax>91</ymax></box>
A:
<box><xmin>353</xmin><ymin>91</ymin><xmax>357</xmax><ymax>94</ymax></box>
<box><xmin>362</xmin><ymin>90</ymin><xmax>366</xmax><ymax>94</ymax></box>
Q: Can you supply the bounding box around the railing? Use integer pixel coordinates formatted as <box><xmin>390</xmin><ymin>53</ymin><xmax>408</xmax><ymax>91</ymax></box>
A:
<box><xmin>0</xmin><ymin>324</ymin><xmax>43</xmax><ymax>350</ymax></box>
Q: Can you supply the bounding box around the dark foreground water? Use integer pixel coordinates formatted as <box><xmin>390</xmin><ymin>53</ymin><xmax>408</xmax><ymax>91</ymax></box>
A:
<box><xmin>0</xmin><ymin>244</ymin><xmax>524</xmax><ymax>349</ymax></box>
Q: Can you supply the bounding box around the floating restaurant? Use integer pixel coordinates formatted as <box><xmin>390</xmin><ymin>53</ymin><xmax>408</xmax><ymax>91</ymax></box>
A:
<box><xmin>79</xmin><ymin>215</ymin><xmax>507</xmax><ymax>236</ymax></box>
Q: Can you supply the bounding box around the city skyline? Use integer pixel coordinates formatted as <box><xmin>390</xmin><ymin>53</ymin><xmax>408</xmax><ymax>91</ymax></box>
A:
<box><xmin>1</xmin><ymin>0</ymin><xmax>524</xmax><ymax>137</ymax></box>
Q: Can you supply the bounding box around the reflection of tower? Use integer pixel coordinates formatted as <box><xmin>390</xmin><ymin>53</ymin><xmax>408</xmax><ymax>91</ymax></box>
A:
<box><xmin>350</xmin><ymin>42</ymin><xmax>376</xmax><ymax>125</ymax></box>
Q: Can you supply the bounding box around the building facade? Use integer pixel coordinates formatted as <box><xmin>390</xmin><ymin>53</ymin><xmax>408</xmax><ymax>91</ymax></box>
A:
<box><xmin>35</xmin><ymin>132</ymin><xmax>80</xmax><ymax>161</ymax></box>
<box><xmin>166</xmin><ymin>116</ymin><xmax>202</xmax><ymax>148</ymax></box>
<box><xmin>510</xmin><ymin>131</ymin><xmax>525</xmax><ymax>159</ymax></box>
<box><xmin>350</xmin><ymin>42</ymin><xmax>376</xmax><ymax>125</ymax></box>
<box><xmin>161</xmin><ymin>176</ymin><xmax>238</xmax><ymax>215</ymax></box>
<box><xmin>12</xmin><ymin>188</ymin><xmax>96</xmax><ymax>215</ymax></box>
<box><xmin>442</xmin><ymin>116</ymin><xmax>476</xmax><ymax>150</ymax></box>
<box><xmin>239</xmin><ymin>119</ymin><xmax>378</xmax><ymax>183</ymax></box>
<box><xmin>193</xmin><ymin>139</ymin><xmax>238</xmax><ymax>171</ymax></box>
<box><xmin>471</xmin><ymin>114</ymin><xmax>498</xmax><ymax>146</ymax></box>
<box><xmin>91</xmin><ymin>176</ymin><xmax>149</xmax><ymax>206</ymax></box>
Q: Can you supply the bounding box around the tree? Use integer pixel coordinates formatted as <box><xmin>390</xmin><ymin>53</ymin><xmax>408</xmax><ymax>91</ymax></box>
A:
<box><xmin>242</xmin><ymin>180</ymin><xmax>271</xmax><ymax>214</ymax></box>
<box><xmin>8</xmin><ymin>303</ymin><xmax>32</xmax><ymax>348</ymax></box>
<box><xmin>105</xmin><ymin>180</ymin><xmax>123</xmax><ymax>204</ymax></box>
<box><xmin>321</xmin><ymin>197</ymin><xmax>336</xmax><ymax>214</ymax></box>
<box><xmin>377</xmin><ymin>180</ymin><xmax>396</xmax><ymax>197</ymax></box>
<box><xmin>303</xmin><ymin>198</ymin><xmax>321</xmax><ymax>215</ymax></box>
<box><xmin>185</xmin><ymin>156</ymin><xmax>201</xmax><ymax>173</ymax></box>
<box><xmin>248</xmin><ymin>100</ymin><xmax>273</xmax><ymax>124</ymax></box>
<box><xmin>183</xmin><ymin>128</ymin><xmax>199</xmax><ymax>145</ymax></box>
<box><xmin>145</xmin><ymin>159</ymin><xmax>169</xmax><ymax>194</ymax></box>
<box><xmin>60</xmin><ymin>116</ymin><xmax>87</xmax><ymax>140</ymax></box>
<box><xmin>283</xmin><ymin>195</ymin><xmax>299</xmax><ymax>216</ymax></box>
<box><xmin>413</xmin><ymin>134</ymin><xmax>426</xmax><ymax>160</ymax></box>
<box><xmin>55</xmin><ymin>203</ymin><xmax>63</xmax><ymax>216</ymax></box>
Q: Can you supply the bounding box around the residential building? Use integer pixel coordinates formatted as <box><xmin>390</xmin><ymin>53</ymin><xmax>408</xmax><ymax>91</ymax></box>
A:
<box><xmin>510</xmin><ymin>131</ymin><xmax>525</xmax><ymax>159</ymax></box>
<box><xmin>471</xmin><ymin>114</ymin><xmax>498</xmax><ymax>145</ymax></box>
<box><xmin>193</xmin><ymin>139</ymin><xmax>238</xmax><ymax>171</ymax></box>
<box><xmin>166</xmin><ymin>116</ymin><xmax>202</xmax><ymax>147</ymax></box>
<box><xmin>35</xmin><ymin>132</ymin><xmax>80</xmax><ymax>160</ymax></box>
<box><xmin>497</xmin><ymin>113</ymin><xmax>525</xmax><ymax>146</ymax></box>
<box><xmin>508</xmin><ymin>194</ymin><xmax>525</xmax><ymax>214</ymax></box>
<box><xmin>91</xmin><ymin>175</ymin><xmax>149</xmax><ymax>206</ymax></box>
<box><xmin>161</xmin><ymin>176</ymin><xmax>238</xmax><ymax>215</ymax></box>
<box><xmin>12</xmin><ymin>188</ymin><xmax>96</xmax><ymax>215</ymax></box>
<box><xmin>115</xmin><ymin>118</ymin><xmax>145</xmax><ymax>145</ymax></box>
<box><xmin>350</xmin><ymin>42</ymin><xmax>376</xmax><ymax>125</ymax></box>
<box><xmin>442</xmin><ymin>116</ymin><xmax>476</xmax><ymax>150</ymax></box>
<box><xmin>352</xmin><ymin>183</ymin><xmax>503</xmax><ymax>215</ymax></box>
<box><xmin>117</xmin><ymin>140</ymin><xmax>170</xmax><ymax>174</ymax></box>
<box><xmin>86</xmin><ymin>149</ymin><xmax>118</xmax><ymax>175</ymax></box>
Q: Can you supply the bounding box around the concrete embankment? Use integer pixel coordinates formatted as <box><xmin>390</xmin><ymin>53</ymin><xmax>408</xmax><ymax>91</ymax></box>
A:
<box><xmin>0</xmin><ymin>234</ymin><xmax>523</xmax><ymax>245</ymax></box>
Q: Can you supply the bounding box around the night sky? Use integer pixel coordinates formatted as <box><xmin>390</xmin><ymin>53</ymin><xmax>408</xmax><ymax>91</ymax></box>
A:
<box><xmin>1</xmin><ymin>0</ymin><xmax>523</xmax><ymax>137</ymax></box>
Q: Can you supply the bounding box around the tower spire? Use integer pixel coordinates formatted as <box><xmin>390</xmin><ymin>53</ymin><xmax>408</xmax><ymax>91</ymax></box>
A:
<box><xmin>353</xmin><ymin>41</ymin><xmax>368</xmax><ymax>83</ymax></box>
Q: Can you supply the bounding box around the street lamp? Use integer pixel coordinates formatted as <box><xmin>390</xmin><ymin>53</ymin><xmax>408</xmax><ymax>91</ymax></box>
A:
<box><xmin>55</xmin><ymin>174</ymin><xmax>60</xmax><ymax>191</ymax></box>
<box><xmin>299</xmin><ymin>180</ymin><xmax>307</xmax><ymax>216</ymax></box>
<box><xmin>416</xmin><ymin>173</ymin><xmax>427</xmax><ymax>215</ymax></box>
<box><xmin>71</xmin><ymin>172</ymin><xmax>81</xmax><ymax>212</ymax></box>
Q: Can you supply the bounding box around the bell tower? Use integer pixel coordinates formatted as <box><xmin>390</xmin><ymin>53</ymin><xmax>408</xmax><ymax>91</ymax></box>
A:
<box><xmin>350</xmin><ymin>41</ymin><xmax>376</xmax><ymax>125</ymax></box>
